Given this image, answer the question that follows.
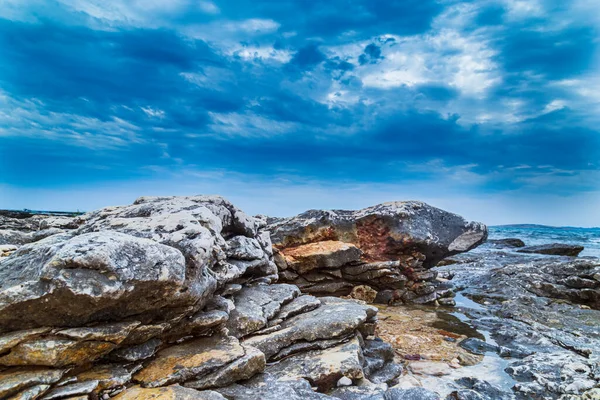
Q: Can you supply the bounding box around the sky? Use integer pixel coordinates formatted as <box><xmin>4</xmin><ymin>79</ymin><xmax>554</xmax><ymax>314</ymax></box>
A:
<box><xmin>0</xmin><ymin>0</ymin><xmax>599</xmax><ymax>226</ymax></box>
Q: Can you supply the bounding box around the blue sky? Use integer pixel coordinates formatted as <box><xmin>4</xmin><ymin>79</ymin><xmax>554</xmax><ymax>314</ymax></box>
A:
<box><xmin>1</xmin><ymin>0</ymin><xmax>599</xmax><ymax>226</ymax></box>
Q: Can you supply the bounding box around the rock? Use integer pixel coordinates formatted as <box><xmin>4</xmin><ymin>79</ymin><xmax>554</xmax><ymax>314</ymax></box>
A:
<box><xmin>184</xmin><ymin>345</ymin><xmax>265</xmax><ymax>390</ymax></box>
<box><xmin>215</xmin><ymin>374</ymin><xmax>332</xmax><ymax>400</ymax></box>
<box><xmin>269</xmin><ymin>202</ymin><xmax>486</xmax><ymax>303</ymax></box>
<box><xmin>488</xmin><ymin>238</ymin><xmax>525</xmax><ymax>248</ymax></box>
<box><xmin>517</xmin><ymin>243</ymin><xmax>584</xmax><ymax>256</ymax></box>
<box><xmin>0</xmin><ymin>328</ymin><xmax>51</xmax><ymax>354</ymax></box>
<box><xmin>0</xmin><ymin>368</ymin><xmax>65</xmax><ymax>398</ymax></box>
<box><xmin>408</xmin><ymin>361</ymin><xmax>453</xmax><ymax>377</ymax></box>
<box><xmin>384</xmin><ymin>387</ymin><xmax>441</xmax><ymax>400</ymax></box>
<box><xmin>75</xmin><ymin>364</ymin><xmax>134</xmax><ymax>394</ymax></box>
<box><xmin>0</xmin><ymin>337</ymin><xmax>116</xmax><ymax>367</ymax></box>
<box><xmin>113</xmin><ymin>385</ymin><xmax>227</xmax><ymax>399</ymax></box>
<box><xmin>243</xmin><ymin>297</ymin><xmax>376</xmax><ymax>360</ymax></box>
<box><xmin>0</xmin><ymin>232</ymin><xmax>189</xmax><ymax>332</ymax></box>
<box><xmin>337</xmin><ymin>376</ymin><xmax>353</xmax><ymax>387</ymax></box>
<box><xmin>347</xmin><ymin>285</ymin><xmax>378</xmax><ymax>303</ymax></box>
<box><xmin>330</xmin><ymin>385</ymin><xmax>385</xmax><ymax>400</ymax></box>
<box><xmin>8</xmin><ymin>384</ymin><xmax>51</xmax><ymax>399</ymax></box>
<box><xmin>268</xmin><ymin>295</ymin><xmax>321</xmax><ymax>325</ymax></box>
<box><xmin>109</xmin><ymin>338</ymin><xmax>162</xmax><ymax>362</ymax></box>
<box><xmin>281</xmin><ymin>241</ymin><xmax>363</xmax><ymax>274</ymax></box>
<box><xmin>458</xmin><ymin>338</ymin><xmax>499</xmax><ymax>356</ymax></box>
<box><xmin>56</xmin><ymin>321</ymin><xmax>140</xmax><ymax>343</ymax></box>
<box><xmin>269</xmin><ymin>202</ymin><xmax>487</xmax><ymax>267</ymax></box>
<box><xmin>39</xmin><ymin>380</ymin><xmax>99</xmax><ymax>399</ymax></box>
<box><xmin>133</xmin><ymin>334</ymin><xmax>245</xmax><ymax>387</ymax></box>
<box><xmin>264</xmin><ymin>337</ymin><xmax>364</xmax><ymax>392</ymax></box>
<box><xmin>225</xmin><ymin>284</ymin><xmax>300</xmax><ymax>338</ymax></box>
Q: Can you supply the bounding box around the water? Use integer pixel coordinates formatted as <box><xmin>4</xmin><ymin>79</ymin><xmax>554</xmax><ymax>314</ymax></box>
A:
<box><xmin>486</xmin><ymin>224</ymin><xmax>600</xmax><ymax>258</ymax></box>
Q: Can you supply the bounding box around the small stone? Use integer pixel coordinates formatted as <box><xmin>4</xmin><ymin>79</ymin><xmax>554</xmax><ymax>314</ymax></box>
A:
<box><xmin>348</xmin><ymin>285</ymin><xmax>378</xmax><ymax>303</ymax></box>
<box><xmin>337</xmin><ymin>376</ymin><xmax>353</xmax><ymax>387</ymax></box>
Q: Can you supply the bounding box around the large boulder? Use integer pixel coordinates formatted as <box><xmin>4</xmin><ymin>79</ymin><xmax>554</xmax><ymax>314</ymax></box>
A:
<box><xmin>268</xmin><ymin>201</ymin><xmax>486</xmax><ymax>304</ymax></box>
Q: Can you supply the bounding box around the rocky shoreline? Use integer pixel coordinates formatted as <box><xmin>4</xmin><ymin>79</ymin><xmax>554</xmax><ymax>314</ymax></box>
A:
<box><xmin>0</xmin><ymin>196</ymin><xmax>598</xmax><ymax>399</ymax></box>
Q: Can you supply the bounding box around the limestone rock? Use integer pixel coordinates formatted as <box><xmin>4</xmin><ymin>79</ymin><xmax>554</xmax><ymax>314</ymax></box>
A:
<box><xmin>133</xmin><ymin>334</ymin><xmax>245</xmax><ymax>387</ymax></box>
<box><xmin>243</xmin><ymin>297</ymin><xmax>377</xmax><ymax>360</ymax></box>
<box><xmin>215</xmin><ymin>374</ymin><xmax>332</xmax><ymax>400</ymax></box>
<box><xmin>265</xmin><ymin>337</ymin><xmax>364</xmax><ymax>392</ymax></box>
<box><xmin>488</xmin><ymin>238</ymin><xmax>525</xmax><ymax>248</ymax></box>
<box><xmin>225</xmin><ymin>284</ymin><xmax>300</xmax><ymax>338</ymax></box>
<box><xmin>184</xmin><ymin>345</ymin><xmax>265</xmax><ymax>390</ymax></box>
<box><xmin>113</xmin><ymin>385</ymin><xmax>227</xmax><ymax>400</ymax></box>
<box><xmin>39</xmin><ymin>380</ymin><xmax>99</xmax><ymax>399</ymax></box>
<box><xmin>0</xmin><ymin>368</ymin><xmax>65</xmax><ymax>398</ymax></box>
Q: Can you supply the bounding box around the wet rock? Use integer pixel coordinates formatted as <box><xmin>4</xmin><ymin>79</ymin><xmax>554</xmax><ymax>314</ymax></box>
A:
<box><xmin>488</xmin><ymin>238</ymin><xmax>525</xmax><ymax>248</ymax></box>
<box><xmin>133</xmin><ymin>334</ymin><xmax>245</xmax><ymax>387</ymax></box>
<box><xmin>408</xmin><ymin>361</ymin><xmax>453</xmax><ymax>377</ymax></box>
<box><xmin>265</xmin><ymin>337</ymin><xmax>364</xmax><ymax>392</ymax></box>
<box><xmin>453</xmin><ymin>377</ymin><xmax>512</xmax><ymax>400</ymax></box>
<box><xmin>517</xmin><ymin>243</ymin><xmax>584</xmax><ymax>256</ymax></box>
<box><xmin>0</xmin><ymin>368</ymin><xmax>65</xmax><ymax>398</ymax></box>
<box><xmin>113</xmin><ymin>385</ymin><xmax>227</xmax><ymax>399</ymax></box>
<box><xmin>184</xmin><ymin>345</ymin><xmax>265</xmax><ymax>390</ymax></box>
<box><xmin>458</xmin><ymin>338</ymin><xmax>499</xmax><ymax>356</ymax></box>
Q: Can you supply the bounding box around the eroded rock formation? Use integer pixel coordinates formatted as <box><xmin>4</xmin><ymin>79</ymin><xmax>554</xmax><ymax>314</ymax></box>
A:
<box><xmin>267</xmin><ymin>201</ymin><xmax>487</xmax><ymax>305</ymax></box>
<box><xmin>1</xmin><ymin>196</ymin><xmax>439</xmax><ymax>399</ymax></box>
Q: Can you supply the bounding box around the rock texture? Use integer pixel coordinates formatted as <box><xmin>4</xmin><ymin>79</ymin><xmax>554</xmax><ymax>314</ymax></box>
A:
<box><xmin>0</xmin><ymin>196</ymin><xmax>430</xmax><ymax>399</ymax></box>
<box><xmin>517</xmin><ymin>243</ymin><xmax>584</xmax><ymax>257</ymax></box>
<box><xmin>267</xmin><ymin>201</ymin><xmax>487</xmax><ymax>304</ymax></box>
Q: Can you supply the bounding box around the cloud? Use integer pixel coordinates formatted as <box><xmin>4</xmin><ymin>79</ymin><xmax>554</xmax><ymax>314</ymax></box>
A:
<box><xmin>0</xmin><ymin>0</ymin><xmax>599</xmax><ymax>225</ymax></box>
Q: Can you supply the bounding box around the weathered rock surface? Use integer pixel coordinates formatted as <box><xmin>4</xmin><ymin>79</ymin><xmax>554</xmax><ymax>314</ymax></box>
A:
<box><xmin>517</xmin><ymin>243</ymin><xmax>584</xmax><ymax>256</ymax></box>
<box><xmin>1</xmin><ymin>196</ymin><xmax>438</xmax><ymax>399</ymax></box>
<box><xmin>268</xmin><ymin>201</ymin><xmax>486</xmax><ymax>304</ymax></box>
<box><xmin>487</xmin><ymin>238</ymin><xmax>525</xmax><ymax>248</ymax></box>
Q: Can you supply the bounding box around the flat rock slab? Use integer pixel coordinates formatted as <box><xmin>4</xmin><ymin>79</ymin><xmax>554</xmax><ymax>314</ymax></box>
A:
<box><xmin>75</xmin><ymin>364</ymin><xmax>134</xmax><ymax>393</ymax></box>
<box><xmin>265</xmin><ymin>336</ymin><xmax>364</xmax><ymax>392</ymax></box>
<box><xmin>215</xmin><ymin>374</ymin><xmax>332</xmax><ymax>400</ymax></box>
<box><xmin>488</xmin><ymin>238</ymin><xmax>525</xmax><ymax>248</ymax></box>
<box><xmin>243</xmin><ymin>297</ymin><xmax>377</xmax><ymax>360</ymax></box>
<box><xmin>113</xmin><ymin>385</ymin><xmax>226</xmax><ymax>400</ymax></box>
<box><xmin>226</xmin><ymin>284</ymin><xmax>300</xmax><ymax>338</ymax></box>
<box><xmin>133</xmin><ymin>334</ymin><xmax>244</xmax><ymax>387</ymax></box>
<box><xmin>0</xmin><ymin>368</ymin><xmax>65</xmax><ymax>398</ymax></box>
<box><xmin>184</xmin><ymin>345</ymin><xmax>265</xmax><ymax>390</ymax></box>
<box><xmin>0</xmin><ymin>337</ymin><xmax>116</xmax><ymax>367</ymax></box>
<box><xmin>282</xmin><ymin>241</ymin><xmax>363</xmax><ymax>274</ymax></box>
<box><xmin>517</xmin><ymin>243</ymin><xmax>584</xmax><ymax>256</ymax></box>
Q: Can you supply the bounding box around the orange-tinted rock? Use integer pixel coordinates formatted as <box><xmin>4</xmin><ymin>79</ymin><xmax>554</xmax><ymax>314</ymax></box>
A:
<box><xmin>133</xmin><ymin>334</ymin><xmax>244</xmax><ymax>387</ymax></box>
<box><xmin>282</xmin><ymin>241</ymin><xmax>362</xmax><ymax>274</ymax></box>
<box><xmin>0</xmin><ymin>337</ymin><xmax>115</xmax><ymax>367</ymax></box>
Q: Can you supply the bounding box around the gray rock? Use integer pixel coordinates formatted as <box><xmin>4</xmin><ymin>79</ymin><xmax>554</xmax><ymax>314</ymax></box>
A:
<box><xmin>215</xmin><ymin>373</ymin><xmax>332</xmax><ymax>400</ymax></box>
<box><xmin>488</xmin><ymin>238</ymin><xmax>525</xmax><ymax>248</ymax></box>
<box><xmin>226</xmin><ymin>284</ymin><xmax>300</xmax><ymax>338</ymax></box>
<box><xmin>384</xmin><ymin>387</ymin><xmax>441</xmax><ymax>400</ymax></box>
<box><xmin>0</xmin><ymin>231</ymin><xmax>190</xmax><ymax>332</ymax></box>
<box><xmin>243</xmin><ymin>297</ymin><xmax>377</xmax><ymax>360</ymax></box>
<box><xmin>264</xmin><ymin>336</ymin><xmax>364</xmax><ymax>392</ymax></box>
<box><xmin>269</xmin><ymin>201</ymin><xmax>487</xmax><ymax>267</ymax></box>
<box><xmin>184</xmin><ymin>345</ymin><xmax>265</xmax><ymax>390</ymax></box>
<box><xmin>517</xmin><ymin>243</ymin><xmax>584</xmax><ymax>256</ymax></box>
<box><xmin>0</xmin><ymin>368</ymin><xmax>65</xmax><ymax>398</ymax></box>
<box><xmin>40</xmin><ymin>380</ymin><xmax>99</xmax><ymax>399</ymax></box>
<box><xmin>458</xmin><ymin>338</ymin><xmax>500</xmax><ymax>356</ymax></box>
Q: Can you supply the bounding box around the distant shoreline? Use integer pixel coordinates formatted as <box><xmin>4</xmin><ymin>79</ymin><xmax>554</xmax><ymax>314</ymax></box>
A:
<box><xmin>0</xmin><ymin>209</ymin><xmax>85</xmax><ymax>219</ymax></box>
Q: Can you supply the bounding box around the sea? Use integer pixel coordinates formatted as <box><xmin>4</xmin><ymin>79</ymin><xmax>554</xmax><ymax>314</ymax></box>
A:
<box><xmin>484</xmin><ymin>224</ymin><xmax>600</xmax><ymax>258</ymax></box>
